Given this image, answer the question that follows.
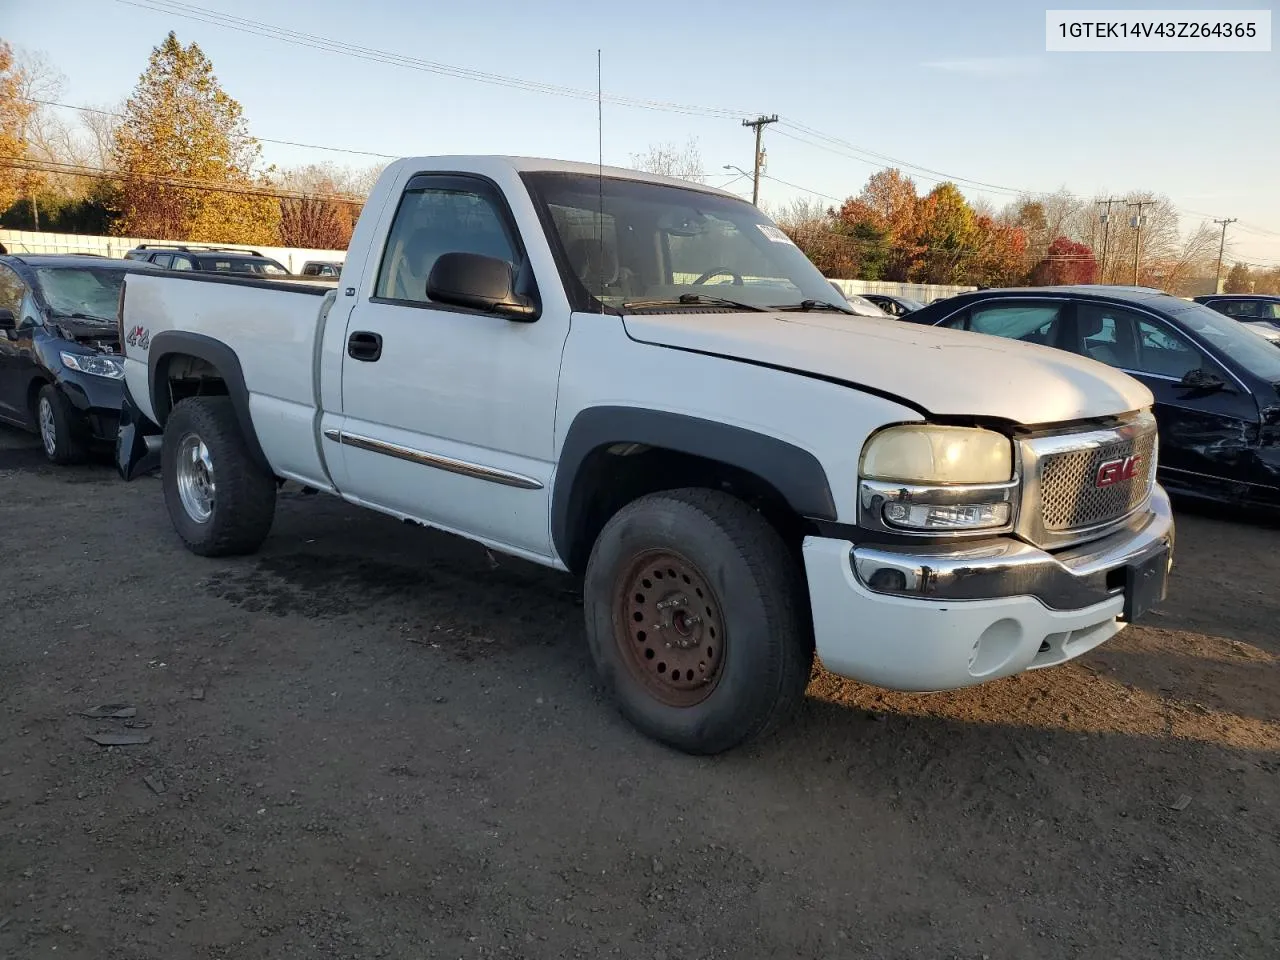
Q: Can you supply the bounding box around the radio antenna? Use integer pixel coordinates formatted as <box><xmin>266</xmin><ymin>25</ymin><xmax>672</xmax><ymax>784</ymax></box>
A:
<box><xmin>596</xmin><ymin>48</ymin><xmax>604</xmax><ymax>314</ymax></box>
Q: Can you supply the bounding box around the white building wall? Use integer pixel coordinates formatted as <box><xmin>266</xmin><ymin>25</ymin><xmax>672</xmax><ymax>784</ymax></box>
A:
<box><xmin>830</xmin><ymin>278</ymin><xmax>977</xmax><ymax>302</ymax></box>
<box><xmin>0</xmin><ymin>229</ymin><xmax>345</xmax><ymax>274</ymax></box>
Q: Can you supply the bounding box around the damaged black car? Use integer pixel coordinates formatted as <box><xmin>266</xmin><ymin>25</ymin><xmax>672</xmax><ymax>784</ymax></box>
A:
<box><xmin>0</xmin><ymin>254</ymin><xmax>158</xmax><ymax>464</ymax></box>
<box><xmin>904</xmin><ymin>285</ymin><xmax>1280</xmax><ymax>511</ymax></box>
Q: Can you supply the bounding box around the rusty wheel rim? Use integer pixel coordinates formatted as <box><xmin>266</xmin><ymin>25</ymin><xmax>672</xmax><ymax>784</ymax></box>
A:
<box><xmin>612</xmin><ymin>549</ymin><xmax>725</xmax><ymax>708</ymax></box>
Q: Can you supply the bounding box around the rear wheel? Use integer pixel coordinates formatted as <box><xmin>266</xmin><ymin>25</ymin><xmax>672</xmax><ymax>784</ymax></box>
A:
<box><xmin>584</xmin><ymin>488</ymin><xmax>813</xmax><ymax>755</ymax></box>
<box><xmin>36</xmin><ymin>384</ymin><xmax>89</xmax><ymax>465</ymax></box>
<box><xmin>161</xmin><ymin>397</ymin><xmax>276</xmax><ymax>556</ymax></box>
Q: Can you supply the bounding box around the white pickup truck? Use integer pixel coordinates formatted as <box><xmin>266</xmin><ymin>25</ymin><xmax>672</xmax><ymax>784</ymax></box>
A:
<box><xmin>115</xmin><ymin>155</ymin><xmax>1174</xmax><ymax>754</ymax></box>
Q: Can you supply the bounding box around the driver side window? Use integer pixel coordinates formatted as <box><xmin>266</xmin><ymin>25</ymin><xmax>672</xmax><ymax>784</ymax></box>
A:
<box><xmin>374</xmin><ymin>177</ymin><xmax>518</xmax><ymax>306</ymax></box>
<box><xmin>0</xmin><ymin>264</ymin><xmax>26</xmax><ymax>320</ymax></box>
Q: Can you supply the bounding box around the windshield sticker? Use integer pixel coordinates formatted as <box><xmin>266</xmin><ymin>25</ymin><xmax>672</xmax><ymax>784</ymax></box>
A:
<box><xmin>756</xmin><ymin>224</ymin><xmax>795</xmax><ymax>245</ymax></box>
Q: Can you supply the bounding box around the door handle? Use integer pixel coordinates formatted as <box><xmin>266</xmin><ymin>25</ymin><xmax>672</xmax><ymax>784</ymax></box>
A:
<box><xmin>347</xmin><ymin>331</ymin><xmax>383</xmax><ymax>362</ymax></box>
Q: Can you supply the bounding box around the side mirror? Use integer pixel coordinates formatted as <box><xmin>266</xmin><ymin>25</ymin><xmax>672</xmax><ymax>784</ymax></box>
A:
<box><xmin>1177</xmin><ymin>367</ymin><xmax>1227</xmax><ymax>393</ymax></box>
<box><xmin>426</xmin><ymin>252</ymin><xmax>536</xmax><ymax>320</ymax></box>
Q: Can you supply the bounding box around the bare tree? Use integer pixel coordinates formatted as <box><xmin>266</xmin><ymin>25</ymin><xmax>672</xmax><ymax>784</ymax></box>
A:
<box><xmin>77</xmin><ymin>103</ymin><xmax>122</xmax><ymax>170</ymax></box>
<box><xmin>629</xmin><ymin>138</ymin><xmax>705</xmax><ymax>184</ymax></box>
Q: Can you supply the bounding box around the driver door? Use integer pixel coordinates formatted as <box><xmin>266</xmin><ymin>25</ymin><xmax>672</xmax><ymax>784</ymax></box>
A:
<box><xmin>0</xmin><ymin>264</ymin><xmax>31</xmax><ymax>423</ymax></box>
<box><xmin>332</xmin><ymin>172</ymin><xmax>569</xmax><ymax>560</ymax></box>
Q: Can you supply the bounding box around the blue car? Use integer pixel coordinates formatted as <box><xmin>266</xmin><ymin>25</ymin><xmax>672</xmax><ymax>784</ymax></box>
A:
<box><xmin>0</xmin><ymin>254</ymin><xmax>158</xmax><ymax>464</ymax></box>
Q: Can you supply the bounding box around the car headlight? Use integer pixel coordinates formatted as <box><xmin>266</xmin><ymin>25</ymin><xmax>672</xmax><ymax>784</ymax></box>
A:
<box><xmin>859</xmin><ymin>425</ymin><xmax>1016</xmax><ymax>534</ymax></box>
<box><xmin>60</xmin><ymin>351</ymin><xmax>124</xmax><ymax>380</ymax></box>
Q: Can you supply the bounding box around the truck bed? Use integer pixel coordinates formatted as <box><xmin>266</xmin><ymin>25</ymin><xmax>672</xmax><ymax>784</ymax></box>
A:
<box><xmin>120</xmin><ymin>270</ymin><xmax>338</xmax><ymax>488</ymax></box>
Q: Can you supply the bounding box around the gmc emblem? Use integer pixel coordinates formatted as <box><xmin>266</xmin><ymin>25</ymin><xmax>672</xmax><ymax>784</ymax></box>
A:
<box><xmin>1096</xmin><ymin>455</ymin><xmax>1142</xmax><ymax>488</ymax></box>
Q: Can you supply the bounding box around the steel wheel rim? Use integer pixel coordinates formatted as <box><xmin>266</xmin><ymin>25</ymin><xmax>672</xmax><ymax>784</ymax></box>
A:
<box><xmin>38</xmin><ymin>397</ymin><xmax>56</xmax><ymax>457</ymax></box>
<box><xmin>613</xmin><ymin>549</ymin><xmax>726</xmax><ymax>708</ymax></box>
<box><xmin>175</xmin><ymin>433</ymin><xmax>216</xmax><ymax>523</ymax></box>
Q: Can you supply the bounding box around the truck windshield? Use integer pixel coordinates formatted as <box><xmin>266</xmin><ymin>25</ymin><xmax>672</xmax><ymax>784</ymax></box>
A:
<box><xmin>521</xmin><ymin>171</ymin><xmax>850</xmax><ymax>315</ymax></box>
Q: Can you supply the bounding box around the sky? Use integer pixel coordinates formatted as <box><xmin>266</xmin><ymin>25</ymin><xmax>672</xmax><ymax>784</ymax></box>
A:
<box><xmin>4</xmin><ymin>0</ymin><xmax>1279</xmax><ymax>264</ymax></box>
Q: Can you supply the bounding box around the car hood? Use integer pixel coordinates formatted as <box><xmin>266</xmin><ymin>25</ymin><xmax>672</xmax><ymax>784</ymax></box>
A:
<box><xmin>622</xmin><ymin>311</ymin><xmax>1153</xmax><ymax>425</ymax></box>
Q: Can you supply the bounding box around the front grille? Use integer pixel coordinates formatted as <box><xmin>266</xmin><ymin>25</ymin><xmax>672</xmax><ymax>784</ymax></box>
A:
<box><xmin>1038</xmin><ymin>431</ymin><xmax>1157</xmax><ymax>531</ymax></box>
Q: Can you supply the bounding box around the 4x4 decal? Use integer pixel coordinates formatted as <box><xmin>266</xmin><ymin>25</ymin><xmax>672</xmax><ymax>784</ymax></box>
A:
<box><xmin>125</xmin><ymin>325</ymin><xmax>150</xmax><ymax>350</ymax></box>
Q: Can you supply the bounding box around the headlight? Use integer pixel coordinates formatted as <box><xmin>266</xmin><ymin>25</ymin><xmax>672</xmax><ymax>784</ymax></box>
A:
<box><xmin>861</xmin><ymin>425</ymin><xmax>1012</xmax><ymax>484</ymax></box>
<box><xmin>60</xmin><ymin>351</ymin><xmax>124</xmax><ymax>380</ymax></box>
<box><xmin>859</xmin><ymin>425</ymin><xmax>1016</xmax><ymax>534</ymax></box>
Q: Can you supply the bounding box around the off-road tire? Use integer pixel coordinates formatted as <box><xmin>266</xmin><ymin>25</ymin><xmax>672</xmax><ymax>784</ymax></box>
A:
<box><xmin>584</xmin><ymin>488</ymin><xmax>813</xmax><ymax>754</ymax></box>
<box><xmin>161</xmin><ymin>397</ymin><xmax>276</xmax><ymax>557</ymax></box>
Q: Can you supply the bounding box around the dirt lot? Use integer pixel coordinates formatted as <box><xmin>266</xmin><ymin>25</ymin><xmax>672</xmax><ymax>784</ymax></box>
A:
<box><xmin>1</xmin><ymin>424</ymin><xmax>1276</xmax><ymax>960</ymax></box>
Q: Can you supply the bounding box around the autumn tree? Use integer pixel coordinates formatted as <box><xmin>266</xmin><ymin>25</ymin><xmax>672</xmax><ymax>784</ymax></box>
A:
<box><xmin>630</xmin><ymin>138</ymin><xmax>705</xmax><ymax>184</ymax></box>
<box><xmin>0</xmin><ymin>41</ymin><xmax>35</xmax><ymax>214</ymax></box>
<box><xmin>911</xmin><ymin>182</ymin><xmax>979</xmax><ymax>284</ymax></box>
<box><xmin>1252</xmin><ymin>267</ymin><xmax>1280</xmax><ymax>295</ymax></box>
<box><xmin>771</xmin><ymin>198</ymin><xmax>858</xmax><ymax>277</ymax></box>
<box><xmin>969</xmin><ymin>216</ymin><xmax>1028</xmax><ymax>287</ymax></box>
<box><xmin>1030</xmin><ymin>236</ymin><xmax>1097</xmax><ymax>285</ymax></box>
<box><xmin>111</xmin><ymin>32</ymin><xmax>277</xmax><ymax>243</ymax></box>
<box><xmin>1224</xmin><ymin>262</ymin><xmax>1252</xmax><ymax>293</ymax></box>
<box><xmin>273</xmin><ymin>162</ymin><xmax>374</xmax><ymax>248</ymax></box>
<box><xmin>836</xmin><ymin>168</ymin><xmax>920</xmax><ymax>280</ymax></box>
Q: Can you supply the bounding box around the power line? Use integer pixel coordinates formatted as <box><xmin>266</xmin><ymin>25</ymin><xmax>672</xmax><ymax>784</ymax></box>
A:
<box><xmin>1</xmin><ymin>156</ymin><xmax>365</xmax><ymax>204</ymax></box>
<box><xmin>760</xmin><ymin>173</ymin><xmax>842</xmax><ymax>203</ymax></box>
<box><xmin>113</xmin><ymin>0</ymin><xmax>751</xmax><ymax>120</ymax></box>
<box><xmin>22</xmin><ymin>96</ymin><xmax>397</xmax><ymax>160</ymax></box>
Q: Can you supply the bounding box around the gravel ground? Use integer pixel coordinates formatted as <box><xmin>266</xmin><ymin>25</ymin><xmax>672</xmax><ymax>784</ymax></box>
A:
<box><xmin>1</xmin><ymin>424</ymin><xmax>1276</xmax><ymax>960</ymax></box>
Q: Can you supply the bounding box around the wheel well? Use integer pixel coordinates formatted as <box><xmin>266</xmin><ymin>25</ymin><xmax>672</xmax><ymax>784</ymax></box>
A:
<box><xmin>25</xmin><ymin>376</ymin><xmax>52</xmax><ymax>420</ymax></box>
<box><xmin>561</xmin><ymin>444</ymin><xmax>809</xmax><ymax>574</ymax></box>
<box><xmin>154</xmin><ymin>353</ymin><xmax>229</xmax><ymax>425</ymax></box>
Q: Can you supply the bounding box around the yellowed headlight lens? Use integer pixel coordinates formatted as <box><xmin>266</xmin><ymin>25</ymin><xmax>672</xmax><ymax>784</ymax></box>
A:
<box><xmin>861</xmin><ymin>425</ymin><xmax>1013</xmax><ymax>484</ymax></box>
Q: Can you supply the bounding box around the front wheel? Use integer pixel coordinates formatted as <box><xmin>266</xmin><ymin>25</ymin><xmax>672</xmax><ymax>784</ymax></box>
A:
<box><xmin>161</xmin><ymin>397</ymin><xmax>276</xmax><ymax>557</ymax></box>
<box><xmin>584</xmin><ymin>488</ymin><xmax>813</xmax><ymax>755</ymax></box>
<box><xmin>36</xmin><ymin>384</ymin><xmax>89</xmax><ymax>465</ymax></box>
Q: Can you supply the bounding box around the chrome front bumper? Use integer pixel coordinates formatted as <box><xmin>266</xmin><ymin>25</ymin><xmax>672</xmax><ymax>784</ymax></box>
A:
<box><xmin>851</xmin><ymin>485</ymin><xmax>1174</xmax><ymax>611</ymax></box>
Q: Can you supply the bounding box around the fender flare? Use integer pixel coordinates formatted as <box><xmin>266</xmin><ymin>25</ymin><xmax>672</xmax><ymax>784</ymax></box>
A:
<box><xmin>147</xmin><ymin>330</ymin><xmax>273</xmax><ymax>475</ymax></box>
<box><xmin>551</xmin><ymin>405</ymin><xmax>837</xmax><ymax>563</ymax></box>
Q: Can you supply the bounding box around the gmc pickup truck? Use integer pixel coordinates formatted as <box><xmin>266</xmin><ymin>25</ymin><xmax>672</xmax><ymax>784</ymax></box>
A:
<box><xmin>115</xmin><ymin>156</ymin><xmax>1174</xmax><ymax>754</ymax></box>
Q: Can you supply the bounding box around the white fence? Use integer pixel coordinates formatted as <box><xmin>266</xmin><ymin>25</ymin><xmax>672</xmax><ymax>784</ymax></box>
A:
<box><xmin>830</xmin><ymin>278</ymin><xmax>976</xmax><ymax>302</ymax></box>
<box><xmin>0</xmin><ymin>229</ymin><xmax>345</xmax><ymax>274</ymax></box>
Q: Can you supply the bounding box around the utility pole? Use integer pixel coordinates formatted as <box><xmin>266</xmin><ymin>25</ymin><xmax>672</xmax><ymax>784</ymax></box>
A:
<box><xmin>742</xmin><ymin>115</ymin><xmax>778</xmax><ymax>207</ymax></box>
<box><xmin>1213</xmin><ymin>217</ymin><xmax>1237</xmax><ymax>293</ymax></box>
<box><xmin>1096</xmin><ymin>198</ymin><xmax>1120</xmax><ymax>284</ymax></box>
<box><xmin>1127</xmin><ymin>199</ymin><xmax>1152</xmax><ymax>285</ymax></box>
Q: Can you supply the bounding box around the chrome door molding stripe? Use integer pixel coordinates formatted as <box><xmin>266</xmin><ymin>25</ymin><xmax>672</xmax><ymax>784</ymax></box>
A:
<box><xmin>321</xmin><ymin>428</ymin><xmax>543</xmax><ymax>490</ymax></box>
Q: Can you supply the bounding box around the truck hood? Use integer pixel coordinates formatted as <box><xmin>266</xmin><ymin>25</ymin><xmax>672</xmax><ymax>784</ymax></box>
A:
<box><xmin>622</xmin><ymin>312</ymin><xmax>1153</xmax><ymax>425</ymax></box>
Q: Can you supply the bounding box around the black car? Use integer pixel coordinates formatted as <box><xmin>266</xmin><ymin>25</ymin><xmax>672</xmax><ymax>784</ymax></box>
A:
<box><xmin>904</xmin><ymin>285</ymin><xmax>1280</xmax><ymax>509</ymax></box>
<box><xmin>0</xmin><ymin>255</ymin><xmax>157</xmax><ymax>464</ymax></box>
<box><xmin>860</xmin><ymin>293</ymin><xmax>925</xmax><ymax>317</ymax></box>
<box><xmin>1192</xmin><ymin>294</ymin><xmax>1280</xmax><ymax>346</ymax></box>
<box><xmin>124</xmin><ymin>244</ymin><xmax>290</xmax><ymax>276</ymax></box>
<box><xmin>300</xmin><ymin>260</ymin><xmax>344</xmax><ymax>278</ymax></box>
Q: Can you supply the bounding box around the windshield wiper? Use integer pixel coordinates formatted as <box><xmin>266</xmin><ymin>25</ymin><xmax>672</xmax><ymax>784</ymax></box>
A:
<box><xmin>55</xmin><ymin>311</ymin><xmax>115</xmax><ymax>324</ymax></box>
<box><xmin>621</xmin><ymin>293</ymin><xmax>768</xmax><ymax>313</ymax></box>
<box><xmin>771</xmin><ymin>300</ymin><xmax>855</xmax><ymax>314</ymax></box>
